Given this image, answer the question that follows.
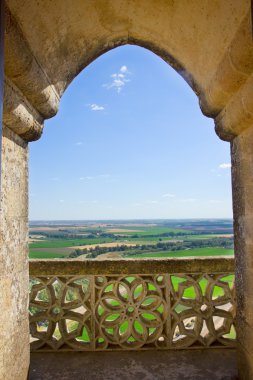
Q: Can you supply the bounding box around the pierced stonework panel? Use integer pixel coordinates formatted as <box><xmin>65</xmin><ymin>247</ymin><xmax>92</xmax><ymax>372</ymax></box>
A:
<box><xmin>29</xmin><ymin>276</ymin><xmax>92</xmax><ymax>351</ymax></box>
<box><xmin>94</xmin><ymin>275</ymin><xmax>168</xmax><ymax>350</ymax></box>
<box><xmin>170</xmin><ymin>274</ymin><xmax>236</xmax><ymax>348</ymax></box>
<box><xmin>29</xmin><ymin>269</ymin><xmax>236</xmax><ymax>352</ymax></box>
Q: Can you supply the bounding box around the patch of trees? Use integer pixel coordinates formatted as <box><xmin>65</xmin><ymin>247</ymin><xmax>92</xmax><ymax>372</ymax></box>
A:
<box><xmin>69</xmin><ymin>244</ymin><xmax>130</xmax><ymax>258</ymax></box>
<box><xmin>29</xmin><ymin>231</ymin><xmax>97</xmax><ymax>239</ymax></box>
<box><xmin>156</xmin><ymin>237</ymin><xmax>233</xmax><ymax>250</ymax></box>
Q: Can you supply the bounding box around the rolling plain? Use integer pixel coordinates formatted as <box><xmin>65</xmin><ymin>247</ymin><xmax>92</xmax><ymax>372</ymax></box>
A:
<box><xmin>29</xmin><ymin>219</ymin><xmax>234</xmax><ymax>260</ymax></box>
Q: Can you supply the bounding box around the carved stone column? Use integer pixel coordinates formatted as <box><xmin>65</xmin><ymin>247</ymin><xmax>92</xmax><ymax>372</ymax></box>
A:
<box><xmin>0</xmin><ymin>70</ymin><xmax>46</xmax><ymax>379</ymax></box>
<box><xmin>231</xmin><ymin>126</ymin><xmax>253</xmax><ymax>380</ymax></box>
<box><xmin>0</xmin><ymin>6</ymin><xmax>59</xmax><ymax>377</ymax></box>
<box><xmin>0</xmin><ymin>126</ymin><xmax>29</xmax><ymax>379</ymax></box>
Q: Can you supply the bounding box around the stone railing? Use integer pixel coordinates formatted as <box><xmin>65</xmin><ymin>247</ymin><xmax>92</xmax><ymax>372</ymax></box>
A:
<box><xmin>29</xmin><ymin>257</ymin><xmax>236</xmax><ymax>352</ymax></box>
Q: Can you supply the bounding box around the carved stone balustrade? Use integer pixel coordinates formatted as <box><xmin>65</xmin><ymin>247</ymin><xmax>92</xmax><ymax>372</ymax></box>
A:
<box><xmin>29</xmin><ymin>257</ymin><xmax>236</xmax><ymax>352</ymax></box>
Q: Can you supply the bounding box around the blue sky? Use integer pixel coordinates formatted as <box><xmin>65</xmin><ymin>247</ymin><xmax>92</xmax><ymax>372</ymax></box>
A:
<box><xmin>29</xmin><ymin>45</ymin><xmax>232</xmax><ymax>220</ymax></box>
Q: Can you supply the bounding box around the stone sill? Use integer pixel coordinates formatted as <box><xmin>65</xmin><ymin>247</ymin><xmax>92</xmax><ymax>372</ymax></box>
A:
<box><xmin>29</xmin><ymin>256</ymin><xmax>235</xmax><ymax>276</ymax></box>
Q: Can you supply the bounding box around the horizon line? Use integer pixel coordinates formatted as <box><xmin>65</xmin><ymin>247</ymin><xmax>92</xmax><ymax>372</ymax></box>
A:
<box><xmin>29</xmin><ymin>217</ymin><xmax>233</xmax><ymax>222</ymax></box>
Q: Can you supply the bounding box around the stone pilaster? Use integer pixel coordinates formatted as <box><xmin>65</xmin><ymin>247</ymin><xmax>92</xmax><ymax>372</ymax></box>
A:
<box><xmin>231</xmin><ymin>126</ymin><xmax>253</xmax><ymax>380</ymax></box>
<box><xmin>0</xmin><ymin>126</ymin><xmax>29</xmax><ymax>380</ymax></box>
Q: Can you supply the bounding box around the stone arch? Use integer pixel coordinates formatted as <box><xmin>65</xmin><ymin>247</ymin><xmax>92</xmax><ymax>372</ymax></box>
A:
<box><xmin>4</xmin><ymin>0</ymin><xmax>253</xmax><ymax>141</ymax></box>
<box><xmin>1</xmin><ymin>1</ymin><xmax>253</xmax><ymax>379</ymax></box>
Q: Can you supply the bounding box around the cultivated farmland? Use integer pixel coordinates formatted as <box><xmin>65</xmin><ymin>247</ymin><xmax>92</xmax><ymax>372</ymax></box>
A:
<box><xmin>29</xmin><ymin>219</ymin><xmax>234</xmax><ymax>260</ymax></box>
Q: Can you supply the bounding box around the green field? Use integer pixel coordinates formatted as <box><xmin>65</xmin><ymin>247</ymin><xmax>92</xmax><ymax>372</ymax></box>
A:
<box><xmin>113</xmin><ymin>227</ymin><xmax>191</xmax><ymax>235</ymax></box>
<box><xmin>126</xmin><ymin>236</ymin><xmax>172</xmax><ymax>242</ymax></box>
<box><xmin>126</xmin><ymin>247</ymin><xmax>234</xmax><ymax>258</ymax></box>
<box><xmin>29</xmin><ymin>250</ymin><xmax>66</xmax><ymax>259</ymax></box>
<box><xmin>29</xmin><ymin>247</ymin><xmax>234</xmax><ymax>259</ymax></box>
<box><xmin>125</xmin><ymin>234</ymin><xmax>232</xmax><ymax>242</ymax></box>
<box><xmin>176</xmin><ymin>234</ymin><xmax>232</xmax><ymax>240</ymax></box>
<box><xmin>30</xmin><ymin>237</ymin><xmax>114</xmax><ymax>249</ymax></box>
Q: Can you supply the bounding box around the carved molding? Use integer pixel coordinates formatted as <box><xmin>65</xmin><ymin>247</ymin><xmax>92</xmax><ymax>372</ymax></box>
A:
<box><xmin>215</xmin><ymin>73</ymin><xmax>253</xmax><ymax>141</ymax></box>
<box><xmin>4</xmin><ymin>5</ymin><xmax>60</xmax><ymax>119</ymax></box>
<box><xmin>3</xmin><ymin>77</ymin><xmax>43</xmax><ymax>141</ymax></box>
<box><xmin>201</xmin><ymin>10</ymin><xmax>253</xmax><ymax>119</ymax></box>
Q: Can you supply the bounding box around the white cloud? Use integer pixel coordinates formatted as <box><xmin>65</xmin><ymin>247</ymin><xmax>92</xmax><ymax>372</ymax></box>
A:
<box><xmin>75</xmin><ymin>142</ymin><xmax>83</xmax><ymax>146</ymax></box>
<box><xmin>180</xmin><ymin>198</ymin><xmax>197</xmax><ymax>203</ymax></box>
<box><xmin>87</xmin><ymin>103</ymin><xmax>105</xmax><ymax>111</ymax></box>
<box><xmin>219</xmin><ymin>163</ymin><xmax>231</xmax><ymax>169</ymax></box>
<box><xmin>79</xmin><ymin>175</ymin><xmax>111</xmax><ymax>181</ymax></box>
<box><xmin>79</xmin><ymin>176</ymin><xmax>94</xmax><ymax>180</ymax></box>
<box><xmin>59</xmin><ymin>200</ymin><xmax>64</xmax><ymax>203</ymax></box>
<box><xmin>162</xmin><ymin>193</ymin><xmax>175</xmax><ymax>198</ymax></box>
<box><xmin>120</xmin><ymin>65</ymin><xmax>129</xmax><ymax>73</ymax></box>
<box><xmin>103</xmin><ymin>65</ymin><xmax>131</xmax><ymax>93</ymax></box>
<box><xmin>146</xmin><ymin>200</ymin><xmax>159</xmax><ymax>204</ymax></box>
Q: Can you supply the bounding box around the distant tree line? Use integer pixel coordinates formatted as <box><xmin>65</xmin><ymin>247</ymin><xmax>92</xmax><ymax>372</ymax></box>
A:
<box><xmin>29</xmin><ymin>231</ymin><xmax>103</xmax><ymax>240</ymax></box>
<box><xmin>68</xmin><ymin>237</ymin><xmax>234</xmax><ymax>259</ymax></box>
<box><xmin>30</xmin><ymin>230</ymin><xmax>214</xmax><ymax>240</ymax></box>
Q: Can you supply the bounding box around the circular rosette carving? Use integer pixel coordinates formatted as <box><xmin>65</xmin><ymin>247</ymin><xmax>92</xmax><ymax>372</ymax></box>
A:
<box><xmin>95</xmin><ymin>276</ymin><xmax>167</xmax><ymax>349</ymax></box>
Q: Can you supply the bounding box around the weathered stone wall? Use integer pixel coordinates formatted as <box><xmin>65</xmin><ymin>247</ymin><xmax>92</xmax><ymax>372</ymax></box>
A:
<box><xmin>0</xmin><ymin>126</ymin><xmax>29</xmax><ymax>379</ymax></box>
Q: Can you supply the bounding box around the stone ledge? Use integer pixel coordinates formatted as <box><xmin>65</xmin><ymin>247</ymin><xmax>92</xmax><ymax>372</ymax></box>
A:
<box><xmin>29</xmin><ymin>256</ymin><xmax>235</xmax><ymax>276</ymax></box>
<box><xmin>29</xmin><ymin>349</ymin><xmax>238</xmax><ymax>380</ymax></box>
